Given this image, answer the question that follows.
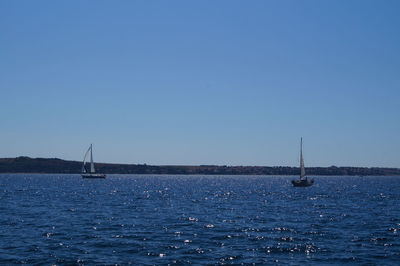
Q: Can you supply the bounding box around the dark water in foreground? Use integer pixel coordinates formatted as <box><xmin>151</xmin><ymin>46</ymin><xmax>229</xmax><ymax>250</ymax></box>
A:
<box><xmin>1</xmin><ymin>175</ymin><xmax>399</xmax><ymax>265</ymax></box>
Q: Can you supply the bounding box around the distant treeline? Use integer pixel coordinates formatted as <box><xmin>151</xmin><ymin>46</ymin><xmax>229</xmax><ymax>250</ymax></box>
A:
<box><xmin>0</xmin><ymin>156</ymin><xmax>399</xmax><ymax>176</ymax></box>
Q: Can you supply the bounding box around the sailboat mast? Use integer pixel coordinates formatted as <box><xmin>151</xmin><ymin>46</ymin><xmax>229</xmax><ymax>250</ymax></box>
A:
<box><xmin>300</xmin><ymin>138</ymin><xmax>303</xmax><ymax>163</ymax></box>
<box><xmin>90</xmin><ymin>144</ymin><xmax>95</xmax><ymax>173</ymax></box>
<box><xmin>300</xmin><ymin>138</ymin><xmax>306</xmax><ymax>179</ymax></box>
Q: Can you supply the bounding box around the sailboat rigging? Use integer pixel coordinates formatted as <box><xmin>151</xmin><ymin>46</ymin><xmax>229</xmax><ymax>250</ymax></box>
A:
<box><xmin>292</xmin><ymin>138</ymin><xmax>314</xmax><ymax>187</ymax></box>
<box><xmin>81</xmin><ymin>144</ymin><xmax>106</xmax><ymax>178</ymax></box>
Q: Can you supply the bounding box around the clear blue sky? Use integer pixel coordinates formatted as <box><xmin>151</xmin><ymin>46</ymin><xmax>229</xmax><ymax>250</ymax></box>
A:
<box><xmin>1</xmin><ymin>0</ymin><xmax>399</xmax><ymax>167</ymax></box>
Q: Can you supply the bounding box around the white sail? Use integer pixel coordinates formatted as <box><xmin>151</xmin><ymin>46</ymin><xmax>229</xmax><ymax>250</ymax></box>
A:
<box><xmin>82</xmin><ymin>145</ymin><xmax>91</xmax><ymax>173</ymax></box>
<box><xmin>82</xmin><ymin>163</ymin><xmax>86</xmax><ymax>173</ymax></box>
<box><xmin>300</xmin><ymin>138</ymin><xmax>306</xmax><ymax>179</ymax></box>
<box><xmin>90</xmin><ymin>144</ymin><xmax>95</xmax><ymax>173</ymax></box>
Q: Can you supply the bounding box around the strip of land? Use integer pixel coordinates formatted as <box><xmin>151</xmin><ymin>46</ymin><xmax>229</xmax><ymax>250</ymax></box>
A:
<box><xmin>0</xmin><ymin>157</ymin><xmax>399</xmax><ymax>176</ymax></box>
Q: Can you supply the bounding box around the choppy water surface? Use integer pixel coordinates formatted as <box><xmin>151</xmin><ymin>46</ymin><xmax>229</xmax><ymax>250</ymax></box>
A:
<box><xmin>1</xmin><ymin>175</ymin><xmax>399</xmax><ymax>265</ymax></box>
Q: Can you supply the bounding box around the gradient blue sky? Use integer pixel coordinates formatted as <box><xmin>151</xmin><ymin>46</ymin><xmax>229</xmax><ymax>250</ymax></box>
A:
<box><xmin>1</xmin><ymin>0</ymin><xmax>399</xmax><ymax>167</ymax></box>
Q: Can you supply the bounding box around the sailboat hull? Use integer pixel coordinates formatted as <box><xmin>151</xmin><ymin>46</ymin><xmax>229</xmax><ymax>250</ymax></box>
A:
<box><xmin>292</xmin><ymin>179</ymin><xmax>314</xmax><ymax>187</ymax></box>
<box><xmin>81</xmin><ymin>173</ymin><xmax>106</xmax><ymax>179</ymax></box>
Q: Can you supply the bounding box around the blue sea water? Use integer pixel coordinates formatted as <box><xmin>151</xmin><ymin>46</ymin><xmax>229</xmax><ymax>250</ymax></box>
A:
<box><xmin>0</xmin><ymin>174</ymin><xmax>399</xmax><ymax>265</ymax></box>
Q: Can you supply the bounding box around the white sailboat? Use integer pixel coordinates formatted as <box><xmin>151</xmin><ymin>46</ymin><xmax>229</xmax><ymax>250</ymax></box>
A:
<box><xmin>81</xmin><ymin>144</ymin><xmax>106</xmax><ymax>178</ymax></box>
<box><xmin>292</xmin><ymin>138</ymin><xmax>314</xmax><ymax>187</ymax></box>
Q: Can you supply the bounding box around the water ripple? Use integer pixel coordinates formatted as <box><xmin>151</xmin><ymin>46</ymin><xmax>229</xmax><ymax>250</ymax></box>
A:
<box><xmin>0</xmin><ymin>174</ymin><xmax>399</xmax><ymax>264</ymax></box>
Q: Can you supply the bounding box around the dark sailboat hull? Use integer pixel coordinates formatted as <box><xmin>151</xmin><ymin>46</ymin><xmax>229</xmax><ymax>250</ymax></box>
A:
<box><xmin>292</xmin><ymin>179</ymin><xmax>314</xmax><ymax>187</ymax></box>
<box><xmin>81</xmin><ymin>173</ymin><xmax>106</xmax><ymax>179</ymax></box>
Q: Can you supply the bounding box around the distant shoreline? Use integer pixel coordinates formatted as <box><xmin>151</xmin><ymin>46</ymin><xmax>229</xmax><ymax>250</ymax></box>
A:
<box><xmin>0</xmin><ymin>156</ymin><xmax>399</xmax><ymax>176</ymax></box>
<box><xmin>1</xmin><ymin>173</ymin><xmax>400</xmax><ymax>177</ymax></box>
